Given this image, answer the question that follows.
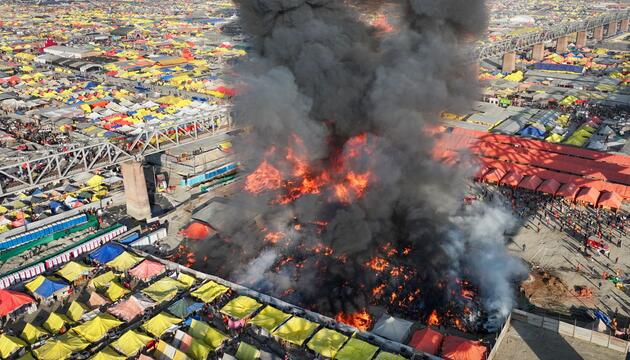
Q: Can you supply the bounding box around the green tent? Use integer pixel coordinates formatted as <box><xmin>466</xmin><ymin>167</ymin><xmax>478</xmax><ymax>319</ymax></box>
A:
<box><xmin>335</xmin><ymin>338</ymin><xmax>379</xmax><ymax>360</ymax></box>
<box><xmin>272</xmin><ymin>317</ymin><xmax>319</xmax><ymax>346</ymax></box>
<box><xmin>249</xmin><ymin>306</ymin><xmax>291</xmax><ymax>332</ymax></box>
<box><xmin>306</xmin><ymin>328</ymin><xmax>348</xmax><ymax>358</ymax></box>
<box><xmin>220</xmin><ymin>296</ymin><xmax>262</xmax><ymax>319</ymax></box>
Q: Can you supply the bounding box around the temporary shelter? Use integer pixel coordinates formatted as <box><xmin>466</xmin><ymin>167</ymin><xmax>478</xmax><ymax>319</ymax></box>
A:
<box><xmin>107</xmin><ymin>251</ymin><xmax>143</xmax><ymax>272</ymax></box>
<box><xmin>335</xmin><ymin>338</ymin><xmax>379</xmax><ymax>360</ymax></box>
<box><xmin>374</xmin><ymin>352</ymin><xmax>406</xmax><ymax>360</ymax></box>
<box><xmin>499</xmin><ymin>171</ymin><xmax>523</xmax><ymax>187</ymax></box>
<box><xmin>220</xmin><ymin>296</ymin><xmax>262</xmax><ymax>320</ymax></box>
<box><xmin>142</xmin><ymin>277</ymin><xmax>188</xmax><ymax>303</ymax></box>
<box><xmin>72</xmin><ymin>314</ymin><xmax>123</xmax><ymax>342</ymax></box>
<box><xmin>110</xmin><ymin>330</ymin><xmax>153</xmax><ymax>357</ymax></box>
<box><xmin>176</xmin><ymin>273</ymin><xmax>196</xmax><ymax>288</ymax></box>
<box><xmin>89</xmin><ymin>271</ymin><xmax>117</xmax><ymax>290</ymax></box>
<box><xmin>190</xmin><ymin>281</ymin><xmax>229</xmax><ymax>303</ymax></box>
<box><xmin>90</xmin><ymin>346</ymin><xmax>126</xmax><ymax>360</ymax></box>
<box><xmin>0</xmin><ymin>334</ymin><xmax>26</xmax><ymax>359</ymax></box>
<box><xmin>306</xmin><ymin>328</ymin><xmax>348</xmax><ymax>358</ymax></box>
<box><xmin>106</xmin><ymin>281</ymin><xmax>130</xmax><ymax>302</ymax></box>
<box><xmin>129</xmin><ymin>259</ymin><xmax>165</xmax><ymax>282</ymax></box>
<box><xmin>33</xmin><ymin>333</ymin><xmax>89</xmax><ymax>360</ymax></box>
<box><xmin>20</xmin><ymin>323</ymin><xmax>48</xmax><ymax>344</ymax></box>
<box><xmin>249</xmin><ymin>306</ymin><xmax>292</xmax><ymax>332</ymax></box>
<box><xmin>0</xmin><ymin>289</ymin><xmax>33</xmax><ymax>317</ymax></box>
<box><xmin>43</xmin><ymin>312</ymin><xmax>71</xmax><ymax>333</ymax></box>
<box><xmin>441</xmin><ymin>336</ymin><xmax>487</xmax><ymax>360</ymax></box>
<box><xmin>154</xmin><ymin>340</ymin><xmax>188</xmax><ymax>360</ymax></box>
<box><xmin>167</xmin><ymin>298</ymin><xmax>203</xmax><ymax>319</ymax></box>
<box><xmin>408</xmin><ymin>328</ymin><xmax>443</xmax><ymax>355</ymax></box>
<box><xmin>87</xmin><ymin>291</ymin><xmax>110</xmax><ymax>308</ymax></box>
<box><xmin>188</xmin><ymin>319</ymin><xmax>227</xmax><ymax>349</ymax></box>
<box><xmin>272</xmin><ymin>317</ymin><xmax>319</xmax><ymax>346</ymax></box>
<box><xmin>556</xmin><ymin>183</ymin><xmax>579</xmax><ymax>201</ymax></box>
<box><xmin>482</xmin><ymin>168</ymin><xmax>506</xmax><ymax>184</ymax></box>
<box><xmin>597</xmin><ymin>191</ymin><xmax>622</xmax><ymax>211</ymax></box>
<box><xmin>537</xmin><ymin>178</ymin><xmax>561</xmax><ymax>195</ymax></box>
<box><xmin>575</xmin><ymin>187</ymin><xmax>600</xmax><ymax>206</ymax></box>
<box><xmin>66</xmin><ymin>301</ymin><xmax>90</xmax><ymax>322</ymax></box>
<box><xmin>518</xmin><ymin>175</ymin><xmax>543</xmax><ymax>191</ymax></box>
<box><xmin>142</xmin><ymin>312</ymin><xmax>182</xmax><ymax>337</ymax></box>
<box><xmin>89</xmin><ymin>243</ymin><xmax>125</xmax><ymax>263</ymax></box>
<box><xmin>371</xmin><ymin>314</ymin><xmax>413</xmax><ymax>343</ymax></box>
<box><xmin>57</xmin><ymin>262</ymin><xmax>94</xmax><ymax>283</ymax></box>
<box><xmin>108</xmin><ymin>295</ymin><xmax>154</xmax><ymax>321</ymax></box>
<box><xmin>172</xmin><ymin>330</ymin><xmax>211</xmax><ymax>360</ymax></box>
<box><xmin>25</xmin><ymin>276</ymin><xmax>69</xmax><ymax>300</ymax></box>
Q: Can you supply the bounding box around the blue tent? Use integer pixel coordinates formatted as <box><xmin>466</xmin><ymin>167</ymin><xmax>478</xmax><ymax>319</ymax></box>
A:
<box><xmin>518</xmin><ymin>126</ymin><xmax>546</xmax><ymax>139</ymax></box>
<box><xmin>595</xmin><ymin>310</ymin><xmax>611</xmax><ymax>327</ymax></box>
<box><xmin>33</xmin><ymin>278</ymin><xmax>68</xmax><ymax>298</ymax></box>
<box><xmin>31</xmin><ymin>188</ymin><xmax>43</xmax><ymax>195</ymax></box>
<box><xmin>168</xmin><ymin>298</ymin><xmax>204</xmax><ymax>318</ymax></box>
<box><xmin>89</xmin><ymin>243</ymin><xmax>125</xmax><ymax>263</ymax></box>
<box><xmin>119</xmin><ymin>232</ymin><xmax>139</xmax><ymax>245</ymax></box>
<box><xmin>49</xmin><ymin>201</ymin><xmax>64</xmax><ymax>213</ymax></box>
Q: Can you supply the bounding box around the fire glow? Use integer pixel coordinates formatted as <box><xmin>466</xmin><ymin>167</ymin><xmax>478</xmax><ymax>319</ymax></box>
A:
<box><xmin>335</xmin><ymin>309</ymin><xmax>374</xmax><ymax>332</ymax></box>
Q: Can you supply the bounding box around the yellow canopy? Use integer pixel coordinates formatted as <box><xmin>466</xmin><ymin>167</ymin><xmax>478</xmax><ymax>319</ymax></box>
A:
<box><xmin>0</xmin><ymin>334</ymin><xmax>26</xmax><ymax>359</ymax></box>
<box><xmin>106</xmin><ymin>281</ymin><xmax>130</xmax><ymax>302</ymax></box>
<box><xmin>86</xmin><ymin>175</ymin><xmax>104</xmax><ymax>188</ymax></box>
<box><xmin>306</xmin><ymin>328</ymin><xmax>348</xmax><ymax>358</ymax></box>
<box><xmin>142</xmin><ymin>312</ymin><xmax>182</xmax><ymax>337</ymax></box>
<box><xmin>89</xmin><ymin>271</ymin><xmax>117</xmax><ymax>290</ymax></box>
<box><xmin>235</xmin><ymin>342</ymin><xmax>259</xmax><ymax>360</ymax></box>
<box><xmin>106</xmin><ymin>252</ymin><xmax>143</xmax><ymax>272</ymax></box>
<box><xmin>17</xmin><ymin>351</ymin><xmax>35</xmax><ymax>360</ymax></box>
<box><xmin>155</xmin><ymin>341</ymin><xmax>188</xmax><ymax>360</ymax></box>
<box><xmin>220</xmin><ymin>296</ymin><xmax>262</xmax><ymax>320</ymax></box>
<box><xmin>66</xmin><ymin>301</ymin><xmax>89</xmax><ymax>322</ymax></box>
<box><xmin>335</xmin><ymin>338</ymin><xmax>379</xmax><ymax>360</ymax></box>
<box><xmin>250</xmin><ymin>306</ymin><xmax>291</xmax><ymax>332</ymax></box>
<box><xmin>272</xmin><ymin>317</ymin><xmax>319</xmax><ymax>346</ymax></box>
<box><xmin>72</xmin><ymin>314</ymin><xmax>123</xmax><ymax>342</ymax></box>
<box><xmin>176</xmin><ymin>273</ymin><xmax>196</xmax><ymax>287</ymax></box>
<box><xmin>374</xmin><ymin>352</ymin><xmax>406</xmax><ymax>360</ymax></box>
<box><xmin>110</xmin><ymin>330</ymin><xmax>152</xmax><ymax>357</ymax></box>
<box><xmin>33</xmin><ymin>333</ymin><xmax>89</xmax><ymax>360</ymax></box>
<box><xmin>141</xmin><ymin>277</ymin><xmax>187</xmax><ymax>303</ymax></box>
<box><xmin>89</xmin><ymin>347</ymin><xmax>125</xmax><ymax>360</ymax></box>
<box><xmin>42</xmin><ymin>312</ymin><xmax>70</xmax><ymax>333</ymax></box>
<box><xmin>188</xmin><ymin>319</ymin><xmax>227</xmax><ymax>349</ymax></box>
<box><xmin>57</xmin><ymin>262</ymin><xmax>94</xmax><ymax>283</ymax></box>
<box><xmin>190</xmin><ymin>281</ymin><xmax>229</xmax><ymax>303</ymax></box>
<box><xmin>21</xmin><ymin>323</ymin><xmax>48</xmax><ymax>344</ymax></box>
<box><xmin>24</xmin><ymin>276</ymin><xmax>47</xmax><ymax>294</ymax></box>
<box><xmin>187</xmin><ymin>339</ymin><xmax>211</xmax><ymax>360</ymax></box>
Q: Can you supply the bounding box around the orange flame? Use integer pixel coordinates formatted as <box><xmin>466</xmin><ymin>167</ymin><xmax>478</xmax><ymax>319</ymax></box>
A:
<box><xmin>427</xmin><ymin>310</ymin><xmax>440</xmax><ymax>326</ymax></box>
<box><xmin>244</xmin><ymin>161</ymin><xmax>282</xmax><ymax>193</ymax></box>
<box><xmin>335</xmin><ymin>309</ymin><xmax>374</xmax><ymax>331</ymax></box>
<box><xmin>366</xmin><ymin>257</ymin><xmax>389</xmax><ymax>271</ymax></box>
<box><xmin>264</xmin><ymin>231</ymin><xmax>286</xmax><ymax>244</ymax></box>
<box><xmin>372</xmin><ymin>284</ymin><xmax>386</xmax><ymax>297</ymax></box>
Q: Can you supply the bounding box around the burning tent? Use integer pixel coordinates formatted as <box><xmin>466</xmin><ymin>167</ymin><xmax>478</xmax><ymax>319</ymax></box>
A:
<box><xmin>441</xmin><ymin>336</ymin><xmax>487</xmax><ymax>360</ymax></box>
<box><xmin>180</xmin><ymin>221</ymin><xmax>215</xmax><ymax>241</ymax></box>
<box><xmin>371</xmin><ymin>314</ymin><xmax>413</xmax><ymax>343</ymax></box>
<box><xmin>408</xmin><ymin>327</ymin><xmax>444</xmax><ymax>355</ymax></box>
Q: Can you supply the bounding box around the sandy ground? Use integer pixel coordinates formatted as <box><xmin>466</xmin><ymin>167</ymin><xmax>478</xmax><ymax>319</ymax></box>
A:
<box><xmin>493</xmin><ymin>319</ymin><xmax>625</xmax><ymax>360</ymax></box>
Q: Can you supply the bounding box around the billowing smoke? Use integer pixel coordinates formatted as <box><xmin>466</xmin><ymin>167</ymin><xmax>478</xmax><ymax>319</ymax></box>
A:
<box><xmin>194</xmin><ymin>0</ymin><xmax>526</xmax><ymax>330</ymax></box>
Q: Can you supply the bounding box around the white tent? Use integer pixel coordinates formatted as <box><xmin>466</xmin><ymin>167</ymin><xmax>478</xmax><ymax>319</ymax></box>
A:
<box><xmin>371</xmin><ymin>314</ymin><xmax>413</xmax><ymax>343</ymax></box>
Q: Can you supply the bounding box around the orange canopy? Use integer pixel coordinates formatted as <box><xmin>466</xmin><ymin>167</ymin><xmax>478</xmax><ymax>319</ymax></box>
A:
<box><xmin>537</xmin><ymin>178</ymin><xmax>561</xmax><ymax>195</ymax></box>
<box><xmin>575</xmin><ymin>187</ymin><xmax>600</xmax><ymax>206</ymax></box>
<box><xmin>556</xmin><ymin>183</ymin><xmax>579</xmax><ymax>200</ymax></box>
<box><xmin>597</xmin><ymin>191</ymin><xmax>622</xmax><ymax>210</ymax></box>
<box><xmin>441</xmin><ymin>336</ymin><xmax>487</xmax><ymax>360</ymax></box>
<box><xmin>483</xmin><ymin>168</ymin><xmax>506</xmax><ymax>184</ymax></box>
<box><xmin>499</xmin><ymin>171</ymin><xmax>523</xmax><ymax>187</ymax></box>
<box><xmin>181</xmin><ymin>222</ymin><xmax>214</xmax><ymax>241</ymax></box>
<box><xmin>408</xmin><ymin>327</ymin><xmax>443</xmax><ymax>355</ymax></box>
<box><xmin>0</xmin><ymin>289</ymin><xmax>33</xmax><ymax>316</ymax></box>
<box><xmin>518</xmin><ymin>175</ymin><xmax>543</xmax><ymax>191</ymax></box>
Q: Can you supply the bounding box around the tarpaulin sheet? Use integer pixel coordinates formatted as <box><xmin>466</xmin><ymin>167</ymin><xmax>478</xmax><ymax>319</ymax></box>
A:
<box><xmin>89</xmin><ymin>243</ymin><xmax>125</xmax><ymax>263</ymax></box>
<box><xmin>90</xmin><ymin>271</ymin><xmax>117</xmax><ymax>290</ymax></box>
<box><xmin>66</xmin><ymin>301</ymin><xmax>89</xmax><ymax>322</ymax></box>
<box><xmin>155</xmin><ymin>340</ymin><xmax>189</xmax><ymax>360</ymax></box>
<box><xmin>176</xmin><ymin>273</ymin><xmax>196</xmax><ymax>287</ymax></box>
<box><xmin>0</xmin><ymin>334</ymin><xmax>26</xmax><ymax>359</ymax></box>
<box><xmin>234</xmin><ymin>342</ymin><xmax>259</xmax><ymax>360</ymax></box>
<box><xmin>272</xmin><ymin>317</ymin><xmax>318</xmax><ymax>346</ymax></box>
<box><xmin>142</xmin><ymin>312</ymin><xmax>182</xmax><ymax>337</ymax></box>
<box><xmin>26</xmin><ymin>276</ymin><xmax>68</xmax><ymax>299</ymax></box>
<box><xmin>167</xmin><ymin>298</ymin><xmax>203</xmax><ymax>319</ymax></box>
<box><xmin>90</xmin><ymin>346</ymin><xmax>126</xmax><ymax>360</ymax></box>
<box><xmin>87</xmin><ymin>291</ymin><xmax>110</xmax><ymax>308</ymax></box>
<box><xmin>306</xmin><ymin>328</ymin><xmax>348</xmax><ymax>358</ymax></box>
<box><xmin>106</xmin><ymin>252</ymin><xmax>143</xmax><ymax>272</ymax></box>
<box><xmin>110</xmin><ymin>330</ymin><xmax>152</xmax><ymax>357</ymax></box>
<box><xmin>43</xmin><ymin>312</ymin><xmax>70</xmax><ymax>333</ymax></box>
<box><xmin>408</xmin><ymin>328</ymin><xmax>443</xmax><ymax>355</ymax></box>
<box><xmin>33</xmin><ymin>333</ymin><xmax>89</xmax><ymax>360</ymax></box>
<box><xmin>186</xmin><ymin>339</ymin><xmax>210</xmax><ymax>360</ymax></box>
<box><xmin>106</xmin><ymin>281</ymin><xmax>129</xmax><ymax>302</ymax></box>
<box><xmin>250</xmin><ymin>306</ymin><xmax>291</xmax><ymax>332</ymax></box>
<box><xmin>371</xmin><ymin>314</ymin><xmax>413</xmax><ymax>343</ymax></box>
<box><xmin>72</xmin><ymin>314</ymin><xmax>122</xmax><ymax>342</ymax></box>
<box><xmin>188</xmin><ymin>320</ymin><xmax>226</xmax><ymax>349</ymax></box>
<box><xmin>598</xmin><ymin>191</ymin><xmax>622</xmax><ymax>210</ymax></box>
<box><xmin>335</xmin><ymin>338</ymin><xmax>379</xmax><ymax>360</ymax></box>
<box><xmin>441</xmin><ymin>336</ymin><xmax>487</xmax><ymax>360</ymax></box>
<box><xmin>142</xmin><ymin>277</ymin><xmax>187</xmax><ymax>303</ymax></box>
<box><xmin>57</xmin><ymin>262</ymin><xmax>94</xmax><ymax>283</ymax></box>
<box><xmin>219</xmin><ymin>296</ymin><xmax>261</xmax><ymax>320</ymax></box>
<box><xmin>0</xmin><ymin>289</ymin><xmax>33</xmax><ymax>316</ymax></box>
<box><xmin>129</xmin><ymin>259</ymin><xmax>165</xmax><ymax>282</ymax></box>
<box><xmin>108</xmin><ymin>295</ymin><xmax>154</xmax><ymax>321</ymax></box>
<box><xmin>20</xmin><ymin>323</ymin><xmax>47</xmax><ymax>344</ymax></box>
<box><xmin>374</xmin><ymin>352</ymin><xmax>406</xmax><ymax>360</ymax></box>
<box><xmin>190</xmin><ymin>281</ymin><xmax>229</xmax><ymax>303</ymax></box>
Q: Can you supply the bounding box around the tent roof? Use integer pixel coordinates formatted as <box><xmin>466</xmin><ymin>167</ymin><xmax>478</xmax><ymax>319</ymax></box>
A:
<box><xmin>335</xmin><ymin>338</ymin><xmax>379</xmax><ymax>360</ymax></box>
<box><xmin>33</xmin><ymin>333</ymin><xmax>89</xmax><ymax>360</ymax></box>
<box><xmin>129</xmin><ymin>259</ymin><xmax>165</xmax><ymax>282</ymax></box>
<box><xmin>598</xmin><ymin>191</ymin><xmax>622</xmax><ymax>210</ymax></box>
<box><xmin>556</xmin><ymin>182</ymin><xmax>579</xmax><ymax>200</ymax></box>
<box><xmin>483</xmin><ymin>168</ymin><xmax>506</xmax><ymax>183</ymax></box>
<box><xmin>250</xmin><ymin>306</ymin><xmax>292</xmax><ymax>332</ymax></box>
<box><xmin>176</xmin><ymin>273</ymin><xmax>196</xmax><ymax>287</ymax></box>
<box><xmin>72</xmin><ymin>314</ymin><xmax>123</xmax><ymax>342</ymax></box>
<box><xmin>234</xmin><ymin>342</ymin><xmax>259</xmax><ymax>360</ymax></box>
<box><xmin>57</xmin><ymin>262</ymin><xmax>94</xmax><ymax>282</ymax></box>
<box><xmin>190</xmin><ymin>280</ymin><xmax>229</xmax><ymax>303</ymax></box>
<box><xmin>106</xmin><ymin>251</ymin><xmax>143</xmax><ymax>272</ymax></box>
<box><xmin>89</xmin><ymin>243</ymin><xmax>125</xmax><ymax>263</ymax></box>
<box><xmin>87</xmin><ymin>291</ymin><xmax>110</xmax><ymax>308</ymax></box>
<box><xmin>181</xmin><ymin>221</ymin><xmax>214</xmax><ymax>240</ymax></box>
<box><xmin>0</xmin><ymin>334</ymin><xmax>26</xmax><ymax>359</ymax></box>
<box><xmin>108</xmin><ymin>295</ymin><xmax>154</xmax><ymax>322</ymax></box>
<box><xmin>374</xmin><ymin>352</ymin><xmax>406</xmax><ymax>360</ymax></box>
<box><xmin>66</xmin><ymin>301</ymin><xmax>89</xmax><ymax>322</ymax></box>
<box><xmin>576</xmin><ymin>187</ymin><xmax>601</xmax><ymax>205</ymax></box>
<box><xmin>90</xmin><ymin>346</ymin><xmax>126</xmax><ymax>360</ymax></box>
<box><xmin>441</xmin><ymin>336</ymin><xmax>487</xmax><ymax>360</ymax></box>
<box><xmin>0</xmin><ymin>289</ymin><xmax>33</xmax><ymax>316</ymax></box>
<box><xmin>188</xmin><ymin>319</ymin><xmax>227</xmax><ymax>349</ymax></box>
<box><xmin>272</xmin><ymin>317</ymin><xmax>319</xmax><ymax>346</ymax></box>
<box><xmin>43</xmin><ymin>312</ymin><xmax>71</xmax><ymax>334</ymax></box>
<box><xmin>155</xmin><ymin>340</ymin><xmax>188</xmax><ymax>360</ymax></box>
<box><xmin>142</xmin><ymin>277</ymin><xmax>188</xmax><ymax>303</ymax></box>
<box><xmin>106</xmin><ymin>281</ymin><xmax>130</xmax><ymax>302</ymax></box>
<box><xmin>89</xmin><ymin>271</ymin><xmax>117</xmax><ymax>290</ymax></box>
<box><xmin>167</xmin><ymin>297</ymin><xmax>203</xmax><ymax>319</ymax></box>
<box><xmin>537</xmin><ymin>178</ymin><xmax>561</xmax><ymax>195</ymax></box>
<box><xmin>219</xmin><ymin>296</ymin><xmax>262</xmax><ymax>320</ymax></box>
<box><xmin>372</xmin><ymin>314</ymin><xmax>413</xmax><ymax>343</ymax></box>
<box><xmin>21</xmin><ymin>323</ymin><xmax>48</xmax><ymax>344</ymax></box>
<box><xmin>306</xmin><ymin>328</ymin><xmax>348</xmax><ymax>358</ymax></box>
<box><xmin>110</xmin><ymin>330</ymin><xmax>152</xmax><ymax>357</ymax></box>
<box><xmin>187</xmin><ymin>338</ymin><xmax>211</xmax><ymax>360</ymax></box>
<box><xmin>518</xmin><ymin>174</ymin><xmax>543</xmax><ymax>191</ymax></box>
<box><xmin>25</xmin><ymin>276</ymin><xmax>68</xmax><ymax>298</ymax></box>
<box><xmin>142</xmin><ymin>312</ymin><xmax>182</xmax><ymax>337</ymax></box>
<box><xmin>408</xmin><ymin>327</ymin><xmax>443</xmax><ymax>355</ymax></box>
<box><xmin>499</xmin><ymin>171</ymin><xmax>523</xmax><ymax>187</ymax></box>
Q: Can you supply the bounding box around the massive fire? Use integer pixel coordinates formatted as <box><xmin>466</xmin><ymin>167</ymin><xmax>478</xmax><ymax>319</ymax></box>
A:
<box><xmin>335</xmin><ymin>309</ymin><xmax>374</xmax><ymax>332</ymax></box>
<box><xmin>427</xmin><ymin>309</ymin><xmax>440</xmax><ymax>326</ymax></box>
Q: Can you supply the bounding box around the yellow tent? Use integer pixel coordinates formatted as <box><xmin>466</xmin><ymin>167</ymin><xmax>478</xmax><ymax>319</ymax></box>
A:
<box><xmin>106</xmin><ymin>281</ymin><xmax>129</xmax><ymax>302</ymax></box>
<box><xmin>142</xmin><ymin>312</ymin><xmax>182</xmax><ymax>337</ymax></box>
<box><xmin>220</xmin><ymin>296</ymin><xmax>262</xmax><ymax>320</ymax></box>
<box><xmin>235</xmin><ymin>342</ymin><xmax>259</xmax><ymax>360</ymax></box>
<box><xmin>141</xmin><ymin>277</ymin><xmax>187</xmax><ymax>303</ymax></box>
<box><xmin>187</xmin><ymin>339</ymin><xmax>211</xmax><ymax>360</ymax></box>
<box><xmin>155</xmin><ymin>341</ymin><xmax>188</xmax><ymax>360</ymax></box>
<box><xmin>306</xmin><ymin>328</ymin><xmax>348</xmax><ymax>358</ymax></box>
<box><xmin>16</xmin><ymin>351</ymin><xmax>34</xmax><ymax>360</ymax></box>
<box><xmin>72</xmin><ymin>314</ymin><xmax>123</xmax><ymax>342</ymax></box>
<box><xmin>20</xmin><ymin>323</ymin><xmax>48</xmax><ymax>344</ymax></box>
<box><xmin>176</xmin><ymin>273</ymin><xmax>196</xmax><ymax>287</ymax></box>
<box><xmin>272</xmin><ymin>317</ymin><xmax>319</xmax><ymax>346</ymax></box>
<box><xmin>24</xmin><ymin>276</ymin><xmax>48</xmax><ymax>294</ymax></box>
<box><xmin>106</xmin><ymin>252</ymin><xmax>143</xmax><ymax>272</ymax></box>
<box><xmin>188</xmin><ymin>319</ymin><xmax>227</xmax><ymax>349</ymax></box>
<box><xmin>33</xmin><ymin>333</ymin><xmax>89</xmax><ymax>360</ymax></box>
<box><xmin>86</xmin><ymin>175</ymin><xmax>104</xmax><ymax>188</ymax></box>
<box><xmin>250</xmin><ymin>306</ymin><xmax>291</xmax><ymax>332</ymax></box>
<box><xmin>190</xmin><ymin>281</ymin><xmax>229</xmax><ymax>303</ymax></box>
<box><xmin>89</xmin><ymin>347</ymin><xmax>125</xmax><ymax>360</ymax></box>
<box><xmin>335</xmin><ymin>338</ymin><xmax>379</xmax><ymax>360</ymax></box>
<box><xmin>110</xmin><ymin>330</ymin><xmax>152</xmax><ymax>357</ymax></box>
<box><xmin>57</xmin><ymin>262</ymin><xmax>94</xmax><ymax>283</ymax></box>
<box><xmin>42</xmin><ymin>312</ymin><xmax>71</xmax><ymax>333</ymax></box>
<box><xmin>89</xmin><ymin>271</ymin><xmax>117</xmax><ymax>290</ymax></box>
<box><xmin>374</xmin><ymin>352</ymin><xmax>406</xmax><ymax>360</ymax></box>
<box><xmin>66</xmin><ymin>301</ymin><xmax>89</xmax><ymax>322</ymax></box>
<box><xmin>0</xmin><ymin>334</ymin><xmax>26</xmax><ymax>359</ymax></box>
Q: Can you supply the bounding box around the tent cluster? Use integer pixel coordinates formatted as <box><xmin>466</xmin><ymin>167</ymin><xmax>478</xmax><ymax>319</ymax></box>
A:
<box><xmin>407</xmin><ymin>328</ymin><xmax>487</xmax><ymax>360</ymax></box>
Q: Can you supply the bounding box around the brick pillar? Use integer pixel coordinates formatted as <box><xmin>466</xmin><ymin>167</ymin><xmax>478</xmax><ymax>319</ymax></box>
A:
<box><xmin>621</xmin><ymin>18</ymin><xmax>629</xmax><ymax>33</ymax></box>
<box><xmin>121</xmin><ymin>161</ymin><xmax>152</xmax><ymax>220</ymax></box>
<box><xmin>594</xmin><ymin>26</ymin><xmax>604</xmax><ymax>41</ymax></box>
<box><xmin>502</xmin><ymin>51</ymin><xmax>516</xmax><ymax>73</ymax></box>
<box><xmin>609</xmin><ymin>21</ymin><xmax>618</xmax><ymax>36</ymax></box>
<box><xmin>576</xmin><ymin>31</ymin><xmax>587</xmax><ymax>49</ymax></box>
<box><xmin>556</xmin><ymin>36</ymin><xmax>568</xmax><ymax>53</ymax></box>
<box><xmin>532</xmin><ymin>43</ymin><xmax>545</xmax><ymax>61</ymax></box>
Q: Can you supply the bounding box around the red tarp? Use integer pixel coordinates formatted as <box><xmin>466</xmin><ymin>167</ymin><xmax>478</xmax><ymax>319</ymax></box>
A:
<box><xmin>408</xmin><ymin>328</ymin><xmax>443</xmax><ymax>355</ymax></box>
<box><xmin>474</xmin><ymin>166</ymin><xmax>490</xmax><ymax>180</ymax></box>
<box><xmin>180</xmin><ymin>222</ymin><xmax>213</xmax><ymax>240</ymax></box>
<box><xmin>441</xmin><ymin>336</ymin><xmax>487</xmax><ymax>360</ymax></box>
<box><xmin>575</xmin><ymin>187</ymin><xmax>600</xmax><ymax>206</ymax></box>
<box><xmin>129</xmin><ymin>260</ymin><xmax>166</xmax><ymax>282</ymax></box>
<box><xmin>483</xmin><ymin>168</ymin><xmax>505</xmax><ymax>184</ymax></box>
<box><xmin>537</xmin><ymin>178</ymin><xmax>561</xmax><ymax>195</ymax></box>
<box><xmin>0</xmin><ymin>289</ymin><xmax>34</xmax><ymax>316</ymax></box>
<box><xmin>555</xmin><ymin>183</ymin><xmax>579</xmax><ymax>201</ymax></box>
<box><xmin>499</xmin><ymin>171</ymin><xmax>523</xmax><ymax>187</ymax></box>
<box><xmin>597</xmin><ymin>191</ymin><xmax>622</xmax><ymax>210</ymax></box>
<box><xmin>518</xmin><ymin>175</ymin><xmax>543</xmax><ymax>191</ymax></box>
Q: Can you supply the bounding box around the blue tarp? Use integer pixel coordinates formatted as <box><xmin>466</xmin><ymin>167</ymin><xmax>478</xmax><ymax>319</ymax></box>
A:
<box><xmin>89</xmin><ymin>243</ymin><xmax>125</xmax><ymax>263</ymax></box>
<box><xmin>595</xmin><ymin>310</ymin><xmax>611</xmax><ymax>327</ymax></box>
<box><xmin>33</xmin><ymin>278</ymin><xmax>68</xmax><ymax>298</ymax></box>
<box><xmin>49</xmin><ymin>201</ymin><xmax>64</xmax><ymax>213</ymax></box>
<box><xmin>518</xmin><ymin>126</ymin><xmax>546</xmax><ymax>139</ymax></box>
<box><xmin>119</xmin><ymin>232</ymin><xmax>139</xmax><ymax>245</ymax></box>
<box><xmin>534</xmin><ymin>63</ymin><xmax>584</xmax><ymax>74</ymax></box>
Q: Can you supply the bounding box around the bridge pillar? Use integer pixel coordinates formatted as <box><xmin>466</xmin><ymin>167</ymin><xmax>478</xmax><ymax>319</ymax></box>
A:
<box><xmin>594</xmin><ymin>26</ymin><xmax>604</xmax><ymax>41</ymax></box>
<box><xmin>531</xmin><ymin>43</ymin><xmax>545</xmax><ymax>61</ymax></box>
<box><xmin>502</xmin><ymin>51</ymin><xmax>516</xmax><ymax>73</ymax></box>
<box><xmin>121</xmin><ymin>161</ymin><xmax>152</xmax><ymax>220</ymax></box>
<box><xmin>556</xmin><ymin>36</ymin><xmax>568</xmax><ymax>53</ymax></box>
<box><xmin>621</xmin><ymin>18</ymin><xmax>629</xmax><ymax>33</ymax></box>
<box><xmin>609</xmin><ymin>21</ymin><xmax>618</xmax><ymax>36</ymax></box>
<box><xmin>576</xmin><ymin>31</ymin><xmax>587</xmax><ymax>49</ymax></box>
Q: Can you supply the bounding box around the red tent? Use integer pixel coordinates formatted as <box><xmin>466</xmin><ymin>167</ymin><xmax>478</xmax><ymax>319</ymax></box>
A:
<box><xmin>408</xmin><ymin>327</ymin><xmax>443</xmax><ymax>355</ymax></box>
<box><xmin>537</xmin><ymin>178</ymin><xmax>561</xmax><ymax>195</ymax></box>
<box><xmin>483</xmin><ymin>168</ymin><xmax>506</xmax><ymax>184</ymax></box>
<box><xmin>441</xmin><ymin>336</ymin><xmax>487</xmax><ymax>360</ymax></box>
<box><xmin>473</xmin><ymin>166</ymin><xmax>490</xmax><ymax>180</ymax></box>
<box><xmin>0</xmin><ymin>289</ymin><xmax>34</xmax><ymax>316</ymax></box>
<box><xmin>499</xmin><ymin>171</ymin><xmax>523</xmax><ymax>187</ymax></box>
<box><xmin>556</xmin><ymin>183</ymin><xmax>579</xmax><ymax>201</ymax></box>
<box><xmin>597</xmin><ymin>191</ymin><xmax>622</xmax><ymax>210</ymax></box>
<box><xmin>575</xmin><ymin>187</ymin><xmax>600</xmax><ymax>206</ymax></box>
<box><xmin>129</xmin><ymin>260</ymin><xmax>166</xmax><ymax>282</ymax></box>
<box><xmin>180</xmin><ymin>222</ymin><xmax>215</xmax><ymax>240</ymax></box>
<box><xmin>518</xmin><ymin>175</ymin><xmax>543</xmax><ymax>191</ymax></box>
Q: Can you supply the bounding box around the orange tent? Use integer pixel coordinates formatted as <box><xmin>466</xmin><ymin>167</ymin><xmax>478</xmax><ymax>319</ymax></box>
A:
<box><xmin>597</xmin><ymin>191</ymin><xmax>622</xmax><ymax>210</ymax></box>
<box><xmin>518</xmin><ymin>175</ymin><xmax>543</xmax><ymax>191</ymax></box>
<box><xmin>180</xmin><ymin>222</ymin><xmax>215</xmax><ymax>240</ymax></box>
<box><xmin>473</xmin><ymin>166</ymin><xmax>490</xmax><ymax>180</ymax></box>
<box><xmin>0</xmin><ymin>289</ymin><xmax>33</xmax><ymax>316</ymax></box>
<box><xmin>575</xmin><ymin>187</ymin><xmax>600</xmax><ymax>206</ymax></box>
<box><xmin>483</xmin><ymin>168</ymin><xmax>506</xmax><ymax>184</ymax></box>
<box><xmin>537</xmin><ymin>178</ymin><xmax>561</xmax><ymax>195</ymax></box>
<box><xmin>408</xmin><ymin>327</ymin><xmax>443</xmax><ymax>355</ymax></box>
<box><xmin>441</xmin><ymin>336</ymin><xmax>487</xmax><ymax>360</ymax></box>
<box><xmin>556</xmin><ymin>183</ymin><xmax>579</xmax><ymax>201</ymax></box>
<box><xmin>129</xmin><ymin>260</ymin><xmax>166</xmax><ymax>282</ymax></box>
<box><xmin>499</xmin><ymin>171</ymin><xmax>523</xmax><ymax>187</ymax></box>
